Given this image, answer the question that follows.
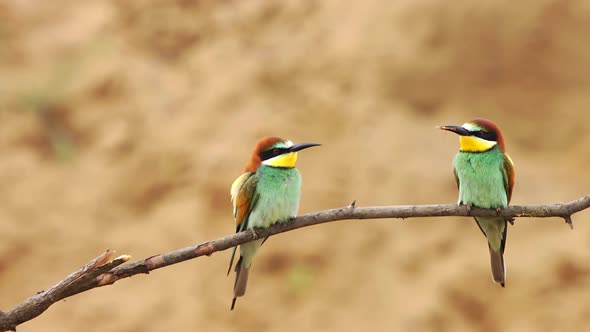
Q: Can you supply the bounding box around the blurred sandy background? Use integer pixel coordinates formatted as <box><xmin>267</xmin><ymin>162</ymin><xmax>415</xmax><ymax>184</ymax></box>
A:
<box><xmin>1</xmin><ymin>0</ymin><xmax>590</xmax><ymax>331</ymax></box>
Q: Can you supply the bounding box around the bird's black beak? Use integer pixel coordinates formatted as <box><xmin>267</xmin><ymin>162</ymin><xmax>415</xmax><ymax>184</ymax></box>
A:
<box><xmin>438</xmin><ymin>125</ymin><xmax>471</xmax><ymax>136</ymax></box>
<box><xmin>289</xmin><ymin>142</ymin><xmax>321</xmax><ymax>152</ymax></box>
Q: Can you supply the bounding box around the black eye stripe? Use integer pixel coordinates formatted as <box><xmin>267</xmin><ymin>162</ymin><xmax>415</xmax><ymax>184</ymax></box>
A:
<box><xmin>259</xmin><ymin>147</ymin><xmax>290</xmax><ymax>161</ymax></box>
<box><xmin>472</xmin><ymin>130</ymin><xmax>497</xmax><ymax>141</ymax></box>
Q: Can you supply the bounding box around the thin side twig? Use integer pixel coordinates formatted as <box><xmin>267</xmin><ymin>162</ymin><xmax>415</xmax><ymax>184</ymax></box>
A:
<box><xmin>0</xmin><ymin>250</ymin><xmax>130</xmax><ymax>331</ymax></box>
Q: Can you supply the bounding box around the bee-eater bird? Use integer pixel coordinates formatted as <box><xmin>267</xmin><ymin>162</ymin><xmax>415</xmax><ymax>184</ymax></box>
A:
<box><xmin>228</xmin><ymin>136</ymin><xmax>320</xmax><ymax>310</ymax></box>
<box><xmin>439</xmin><ymin>118</ymin><xmax>515</xmax><ymax>287</ymax></box>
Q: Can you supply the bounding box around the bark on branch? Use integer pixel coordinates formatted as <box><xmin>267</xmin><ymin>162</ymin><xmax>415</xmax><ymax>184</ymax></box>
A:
<box><xmin>1</xmin><ymin>194</ymin><xmax>589</xmax><ymax>331</ymax></box>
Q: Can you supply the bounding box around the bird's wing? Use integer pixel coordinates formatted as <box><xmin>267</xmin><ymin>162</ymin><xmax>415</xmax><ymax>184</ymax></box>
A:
<box><xmin>230</xmin><ymin>172</ymin><xmax>258</xmax><ymax>232</ymax></box>
<box><xmin>453</xmin><ymin>168</ymin><xmax>460</xmax><ymax>189</ymax></box>
<box><xmin>228</xmin><ymin>172</ymin><xmax>259</xmax><ymax>275</ymax></box>
<box><xmin>502</xmin><ymin>153</ymin><xmax>515</xmax><ymax>204</ymax></box>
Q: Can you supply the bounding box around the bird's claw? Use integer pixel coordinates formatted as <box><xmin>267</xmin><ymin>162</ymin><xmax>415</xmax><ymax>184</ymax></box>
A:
<box><xmin>250</xmin><ymin>228</ymin><xmax>259</xmax><ymax>240</ymax></box>
<box><xmin>495</xmin><ymin>207</ymin><xmax>515</xmax><ymax>225</ymax></box>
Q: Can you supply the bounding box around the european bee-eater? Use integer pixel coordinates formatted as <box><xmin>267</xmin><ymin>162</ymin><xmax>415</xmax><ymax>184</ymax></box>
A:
<box><xmin>228</xmin><ymin>136</ymin><xmax>320</xmax><ymax>310</ymax></box>
<box><xmin>439</xmin><ymin>118</ymin><xmax>515</xmax><ymax>287</ymax></box>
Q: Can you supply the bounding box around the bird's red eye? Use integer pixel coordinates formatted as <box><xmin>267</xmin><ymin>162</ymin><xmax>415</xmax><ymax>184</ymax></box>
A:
<box><xmin>273</xmin><ymin>148</ymin><xmax>280</xmax><ymax>155</ymax></box>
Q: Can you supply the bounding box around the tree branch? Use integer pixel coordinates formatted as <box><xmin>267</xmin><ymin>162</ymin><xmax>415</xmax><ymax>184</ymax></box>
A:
<box><xmin>1</xmin><ymin>194</ymin><xmax>589</xmax><ymax>331</ymax></box>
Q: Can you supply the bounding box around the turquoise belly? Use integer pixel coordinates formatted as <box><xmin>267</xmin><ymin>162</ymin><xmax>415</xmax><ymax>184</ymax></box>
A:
<box><xmin>248</xmin><ymin>166</ymin><xmax>302</xmax><ymax>229</ymax></box>
<box><xmin>454</xmin><ymin>148</ymin><xmax>507</xmax><ymax>208</ymax></box>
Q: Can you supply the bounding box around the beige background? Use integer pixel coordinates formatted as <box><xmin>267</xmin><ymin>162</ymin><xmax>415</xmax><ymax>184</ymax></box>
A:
<box><xmin>1</xmin><ymin>1</ymin><xmax>590</xmax><ymax>331</ymax></box>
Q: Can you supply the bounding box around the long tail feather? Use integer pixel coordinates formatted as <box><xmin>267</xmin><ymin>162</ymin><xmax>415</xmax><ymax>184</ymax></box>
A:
<box><xmin>231</xmin><ymin>256</ymin><xmax>249</xmax><ymax>311</ymax></box>
<box><xmin>475</xmin><ymin>217</ymin><xmax>508</xmax><ymax>287</ymax></box>
<box><xmin>488</xmin><ymin>245</ymin><xmax>506</xmax><ymax>287</ymax></box>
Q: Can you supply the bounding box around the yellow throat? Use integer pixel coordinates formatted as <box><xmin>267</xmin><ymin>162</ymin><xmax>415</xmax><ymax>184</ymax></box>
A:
<box><xmin>459</xmin><ymin>135</ymin><xmax>497</xmax><ymax>152</ymax></box>
<box><xmin>262</xmin><ymin>152</ymin><xmax>298</xmax><ymax>168</ymax></box>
